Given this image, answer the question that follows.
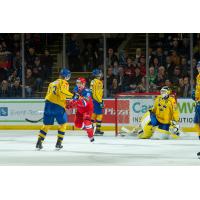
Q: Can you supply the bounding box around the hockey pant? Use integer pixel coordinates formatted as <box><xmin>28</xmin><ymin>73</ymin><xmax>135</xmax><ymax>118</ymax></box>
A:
<box><xmin>75</xmin><ymin>111</ymin><xmax>94</xmax><ymax>139</ymax></box>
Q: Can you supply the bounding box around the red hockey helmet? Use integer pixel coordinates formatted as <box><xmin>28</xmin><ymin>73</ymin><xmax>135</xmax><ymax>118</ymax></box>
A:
<box><xmin>76</xmin><ymin>77</ymin><xmax>86</xmax><ymax>90</ymax></box>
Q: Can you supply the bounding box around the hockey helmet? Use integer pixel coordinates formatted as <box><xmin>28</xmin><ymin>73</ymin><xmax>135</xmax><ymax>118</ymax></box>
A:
<box><xmin>160</xmin><ymin>86</ymin><xmax>171</xmax><ymax>99</ymax></box>
<box><xmin>92</xmin><ymin>68</ymin><xmax>102</xmax><ymax>78</ymax></box>
<box><xmin>76</xmin><ymin>77</ymin><xmax>86</xmax><ymax>90</ymax></box>
<box><xmin>60</xmin><ymin>68</ymin><xmax>71</xmax><ymax>81</ymax></box>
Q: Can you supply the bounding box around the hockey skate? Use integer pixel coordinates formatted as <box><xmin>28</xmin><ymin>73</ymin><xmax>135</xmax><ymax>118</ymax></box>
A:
<box><xmin>36</xmin><ymin>138</ymin><xmax>43</xmax><ymax>150</ymax></box>
<box><xmin>197</xmin><ymin>152</ymin><xmax>200</xmax><ymax>159</ymax></box>
<box><xmin>90</xmin><ymin>137</ymin><xmax>95</xmax><ymax>142</ymax></box>
<box><xmin>55</xmin><ymin>140</ymin><xmax>63</xmax><ymax>150</ymax></box>
<box><xmin>94</xmin><ymin>130</ymin><xmax>104</xmax><ymax>136</ymax></box>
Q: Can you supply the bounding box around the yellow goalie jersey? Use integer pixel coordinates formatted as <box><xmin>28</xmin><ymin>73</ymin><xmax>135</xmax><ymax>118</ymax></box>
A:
<box><xmin>90</xmin><ymin>78</ymin><xmax>103</xmax><ymax>103</ymax></box>
<box><xmin>45</xmin><ymin>79</ymin><xmax>73</xmax><ymax>109</ymax></box>
<box><xmin>195</xmin><ymin>74</ymin><xmax>200</xmax><ymax>101</ymax></box>
<box><xmin>152</xmin><ymin>95</ymin><xmax>179</xmax><ymax>124</ymax></box>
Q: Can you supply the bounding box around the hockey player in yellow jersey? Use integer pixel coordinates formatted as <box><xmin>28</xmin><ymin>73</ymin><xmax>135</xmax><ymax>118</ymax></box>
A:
<box><xmin>90</xmin><ymin>69</ymin><xmax>104</xmax><ymax>135</ymax></box>
<box><xmin>137</xmin><ymin>86</ymin><xmax>180</xmax><ymax>139</ymax></box>
<box><xmin>36</xmin><ymin>68</ymin><xmax>74</xmax><ymax>150</ymax></box>
<box><xmin>192</xmin><ymin>61</ymin><xmax>200</xmax><ymax>140</ymax></box>
<box><xmin>136</xmin><ymin>109</ymin><xmax>181</xmax><ymax>139</ymax></box>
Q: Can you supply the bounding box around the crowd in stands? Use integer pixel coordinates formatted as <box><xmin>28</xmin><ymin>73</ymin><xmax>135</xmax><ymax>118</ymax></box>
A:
<box><xmin>105</xmin><ymin>34</ymin><xmax>200</xmax><ymax>98</ymax></box>
<box><xmin>1</xmin><ymin>33</ymin><xmax>200</xmax><ymax>98</ymax></box>
<box><xmin>0</xmin><ymin>34</ymin><xmax>53</xmax><ymax>98</ymax></box>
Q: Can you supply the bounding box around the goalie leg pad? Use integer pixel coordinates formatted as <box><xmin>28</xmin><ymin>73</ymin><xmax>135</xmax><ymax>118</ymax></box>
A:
<box><xmin>138</xmin><ymin>124</ymin><xmax>153</xmax><ymax>139</ymax></box>
<box><xmin>153</xmin><ymin>128</ymin><xmax>170</xmax><ymax>140</ymax></box>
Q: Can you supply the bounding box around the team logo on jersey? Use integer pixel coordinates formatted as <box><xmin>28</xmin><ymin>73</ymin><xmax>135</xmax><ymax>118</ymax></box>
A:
<box><xmin>0</xmin><ymin>107</ymin><xmax>8</xmax><ymax>116</ymax></box>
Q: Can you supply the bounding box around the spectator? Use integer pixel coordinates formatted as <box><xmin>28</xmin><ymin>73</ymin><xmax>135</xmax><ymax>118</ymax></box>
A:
<box><xmin>82</xmin><ymin>43</ymin><xmax>95</xmax><ymax>71</ymax></box>
<box><xmin>165</xmin><ymin>55</ymin><xmax>174</xmax><ymax>77</ymax></box>
<box><xmin>182</xmin><ymin>76</ymin><xmax>191</xmax><ymax>97</ymax></box>
<box><xmin>171</xmin><ymin>66</ymin><xmax>182</xmax><ymax>86</ymax></box>
<box><xmin>68</xmin><ymin>33</ymin><xmax>80</xmax><ymax>71</ymax></box>
<box><xmin>113</xmin><ymin>61</ymin><xmax>120</xmax><ymax>76</ymax></box>
<box><xmin>10</xmin><ymin>80</ymin><xmax>22</xmax><ymax>97</ymax></box>
<box><xmin>25</xmin><ymin>47</ymin><xmax>36</xmax><ymax>67</ymax></box>
<box><xmin>110</xmin><ymin>78</ymin><xmax>118</xmax><ymax>96</ymax></box>
<box><xmin>25</xmin><ymin>69</ymin><xmax>35</xmax><ymax>97</ymax></box>
<box><xmin>40</xmin><ymin>49</ymin><xmax>53</xmax><ymax>79</ymax></box>
<box><xmin>129</xmin><ymin>67</ymin><xmax>143</xmax><ymax>91</ymax></box>
<box><xmin>13</xmin><ymin>51</ymin><xmax>21</xmax><ymax>71</ymax></box>
<box><xmin>138</xmin><ymin>56</ymin><xmax>146</xmax><ymax>76</ymax></box>
<box><xmin>180</xmin><ymin>57</ymin><xmax>189</xmax><ymax>76</ymax></box>
<box><xmin>33</xmin><ymin>57</ymin><xmax>45</xmax><ymax>79</ymax></box>
<box><xmin>165</xmin><ymin>79</ymin><xmax>173</xmax><ymax>88</ymax></box>
<box><xmin>171</xmin><ymin>38</ymin><xmax>179</xmax><ymax>53</ymax></box>
<box><xmin>135</xmin><ymin>48</ymin><xmax>142</xmax><ymax>63</ymax></box>
<box><xmin>135</xmin><ymin>77</ymin><xmax>146</xmax><ymax>93</ymax></box>
<box><xmin>124</xmin><ymin>58</ymin><xmax>135</xmax><ymax>77</ymax></box>
<box><xmin>149</xmin><ymin>66</ymin><xmax>157</xmax><ymax>85</ymax></box>
<box><xmin>156</xmin><ymin>47</ymin><xmax>165</xmax><ymax>66</ymax></box>
<box><xmin>170</xmin><ymin>50</ymin><xmax>180</xmax><ymax>65</ymax></box>
<box><xmin>151</xmin><ymin>57</ymin><xmax>160</xmax><ymax>73</ymax></box>
<box><xmin>107</xmin><ymin>48</ymin><xmax>118</xmax><ymax>66</ymax></box>
<box><xmin>117</xmin><ymin>67</ymin><xmax>131</xmax><ymax>92</ymax></box>
<box><xmin>107</xmin><ymin>67</ymin><xmax>116</xmax><ymax>97</ymax></box>
<box><xmin>32</xmin><ymin>57</ymin><xmax>45</xmax><ymax>92</ymax></box>
<box><xmin>8</xmin><ymin>69</ymin><xmax>20</xmax><ymax>87</ymax></box>
<box><xmin>155</xmin><ymin>66</ymin><xmax>166</xmax><ymax>88</ymax></box>
<box><xmin>0</xmin><ymin>80</ymin><xmax>10</xmax><ymax>97</ymax></box>
<box><xmin>176</xmin><ymin>78</ymin><xmax>184</xmax><ymax>97</ymax></box>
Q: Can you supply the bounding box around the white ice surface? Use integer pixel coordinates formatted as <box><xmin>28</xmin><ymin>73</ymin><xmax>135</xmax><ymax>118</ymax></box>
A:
<box><xmin>0</xmin><ymin>130</ymin><xmax>200</xmax><ymax>165</ymax></box>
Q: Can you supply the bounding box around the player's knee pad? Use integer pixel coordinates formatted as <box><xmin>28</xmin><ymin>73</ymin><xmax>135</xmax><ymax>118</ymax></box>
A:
<box><xmin>91</xmin><ymin>113</ymin><xmax>97</xmax><ymax>121</ymax></box>
<box><xmin>194</xmin><ymin>124</ymin><xmax>200</xmax><ymax>136</ymax></box>
<box><xmin>58</xmin><ymin>123</ymin><xmax>67</xmax><ymax>132</ymax></box>
<box><xmin>96</xmin><ymin>114</ymin><xmax>103</xmax><ymax>121</ymax></box>
<box><xmin>138</xmin><ymin>124</ymin><xmax>153</xmax><ymax>139</ymax></box>
<box><xmin>41</xmin><ymin>125</ymin><xmax>51</xmax><ymax>133</ymax></box>
<box><xmin>153</xmin><ymin>128</ymin><xmax>170</xmax><ymax>140</ymax></box>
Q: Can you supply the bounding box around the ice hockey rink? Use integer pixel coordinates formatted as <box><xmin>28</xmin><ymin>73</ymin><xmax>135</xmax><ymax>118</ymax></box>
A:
<box><xmin>0</xmin><ymin>130</ymin><xmax>199</xmax><ymax>166</ymax></box>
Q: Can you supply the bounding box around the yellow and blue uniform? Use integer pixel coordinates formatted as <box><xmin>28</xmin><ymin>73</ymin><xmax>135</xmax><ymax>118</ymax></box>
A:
<box><xmin>90</xmin><ymin>78</ymin><xmax>104</xmax><ymax>132</ymax></box>
<box><xmin>193</xmin><ymin>73</ymin><xmax>200</xmax><ymax>137</ymax></box>
<box><xmin>149</xmin><ymin>95</ymin><xmax>179</xmax><ymax>137</ymax></box>
<box><xmin>38</xmin><ymin>78</ymin><xmax>73</xmax><ymax>144</ymax></box>
<box><xmin>194</xmin><ymin>74</ymin><xmax>200</xmax><ymax>123</ymax></box>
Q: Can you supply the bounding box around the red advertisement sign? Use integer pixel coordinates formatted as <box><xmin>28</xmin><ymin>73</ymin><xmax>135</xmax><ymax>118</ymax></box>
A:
<box><xmin>66</xmin><ymin>99</ymin><xmax>130</xmax><ymax>124</ymax></box>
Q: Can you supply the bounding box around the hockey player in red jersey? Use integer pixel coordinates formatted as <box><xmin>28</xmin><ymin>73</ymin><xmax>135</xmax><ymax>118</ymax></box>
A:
<box><xmin>67</xmin><ymin>77</ymin><xmax>95</xmax><ymax>142</ymax></box>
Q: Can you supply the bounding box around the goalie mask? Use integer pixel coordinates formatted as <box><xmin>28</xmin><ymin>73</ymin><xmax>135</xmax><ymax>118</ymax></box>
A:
<box><xmin>76</xmin><ymin>77</ymin><xmax>86</xmax><ymax>91</ymax></box>
<box><xmin>160</xmin><ymin>86</ymin><xmax>171</xmax><ymax>99</ymax></box>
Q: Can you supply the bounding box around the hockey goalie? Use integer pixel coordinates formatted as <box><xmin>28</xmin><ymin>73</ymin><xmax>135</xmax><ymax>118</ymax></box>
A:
<box><xmin>133</xmin><ymin>86</ymin><xmax>180</xmax><ymax>139</ymax></box>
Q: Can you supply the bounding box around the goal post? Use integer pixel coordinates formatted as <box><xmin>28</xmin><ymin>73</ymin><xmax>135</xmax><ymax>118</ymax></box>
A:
<box><xmin>114</xmin><ymin>92</ymin><xmax>160</xmax><ymax>136</ymax></box>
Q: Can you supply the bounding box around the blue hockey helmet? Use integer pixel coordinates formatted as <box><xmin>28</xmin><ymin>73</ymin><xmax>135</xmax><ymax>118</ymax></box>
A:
<box><xmin>60</xmin><ymin>68</ymin><xmax>71</xmax><ymax>80</ymax></box>
<box><xmin>92</xmin><ymin>68</ymin><xmax>102</xmax><ymax>77</ymax></box>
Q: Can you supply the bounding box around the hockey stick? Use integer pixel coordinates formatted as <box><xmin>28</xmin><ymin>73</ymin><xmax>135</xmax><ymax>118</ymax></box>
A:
<box><xmin>25</xmin><ymin>111</ymin><xmax>44</xmax><ymax>123</ymax></box>
<box><xmin>25</xmin><ymin>117</ymin><xmax>43</xmax><ymax>123</ymax></box>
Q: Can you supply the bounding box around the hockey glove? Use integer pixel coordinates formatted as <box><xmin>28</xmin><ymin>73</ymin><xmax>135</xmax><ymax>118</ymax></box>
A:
<box><xmin>100</xmin><ymin>101</ymin><xmax>104</xmax><ymax>109</ymax></box>
<box><xmin>73</xmin><ymin>92</ymin><xmax>80</xmax><ymax>100</ymax></box>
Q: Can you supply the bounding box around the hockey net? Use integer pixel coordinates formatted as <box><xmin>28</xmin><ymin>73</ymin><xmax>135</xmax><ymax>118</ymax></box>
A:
<box><xmin>114</xmin><ymin>92</ymin><xmax>160</xmax><ymax>136</ymax></box>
